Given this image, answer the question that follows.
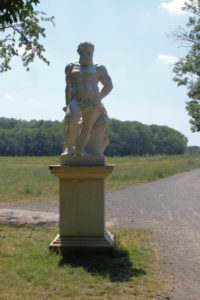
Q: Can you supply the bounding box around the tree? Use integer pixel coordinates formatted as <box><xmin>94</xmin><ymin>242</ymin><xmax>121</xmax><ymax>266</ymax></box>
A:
<box><xmin>187</xmin><ymin>145</ymin><xmax>200</xmax><ymax>154</ymax></box>
<box><xmin>0</xmin><ymin>117</ymin><xmax>188</xmax><ymax>156</ymax></box>
<box><xmin>0</xmin><ymin>0</ymin><xmax>54</xmax><ymax>72</ymax></box>
<box><xmin>149</xmin><ymin>125</ymin><xmax>187</xmax><ymax>155</ymax></box>
<box><xmin>172</xmin><ymin>0</ymin><xmax>200</xmax><ymax>131</ymax></box>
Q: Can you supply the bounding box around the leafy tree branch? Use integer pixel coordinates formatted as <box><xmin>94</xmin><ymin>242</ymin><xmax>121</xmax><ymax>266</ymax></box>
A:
<box><xmin>0</xmin><ymin>0</ymin><xmax>55</xmax><ymax>72</ymax></box>
<box><xmin>172</xmin><ymin>0</ymin><xmax>200</xmax><ymax>131</ymax></box>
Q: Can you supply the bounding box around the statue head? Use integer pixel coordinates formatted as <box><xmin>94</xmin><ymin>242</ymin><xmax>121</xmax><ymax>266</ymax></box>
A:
<box><xmin>77</xmin><ymin>42</ymin><xmax>94</xmax><ymax>66</ymax></box>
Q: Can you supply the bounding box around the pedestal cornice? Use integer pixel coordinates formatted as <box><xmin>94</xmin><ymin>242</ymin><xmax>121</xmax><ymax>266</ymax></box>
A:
<box><xmin>49</xmin><ymin>164</ymin><xmax>114</xmax><ymax>180</ymax></box>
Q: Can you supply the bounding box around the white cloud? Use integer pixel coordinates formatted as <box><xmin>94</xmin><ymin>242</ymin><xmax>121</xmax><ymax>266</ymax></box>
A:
<box><xmin>4</xmin><ymin>93</ymin><xmax>13</xmax><ymax>100</ymax></box>
<box><xmin>161</xmin><ymin>0</ymin><xmax>186</xmax><ymax>15</ymax></box>
<box><xmin>157</xmin><ymin>54</ymin><xmax>178</xmax><ymax>64</ymax></box>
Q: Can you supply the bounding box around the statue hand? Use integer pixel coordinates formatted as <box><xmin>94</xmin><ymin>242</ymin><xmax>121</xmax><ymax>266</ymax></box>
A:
<box><xmin>63</xmin><ymin>106</ymin><xmax>68</xmax><ymax>112</ymax></box>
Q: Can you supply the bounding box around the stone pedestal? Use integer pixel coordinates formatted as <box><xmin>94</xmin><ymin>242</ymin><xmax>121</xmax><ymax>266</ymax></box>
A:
<box><xmin>49</xmin><ymin>164</ymin><xmax>114</xmax><ymax>253</ymax></box>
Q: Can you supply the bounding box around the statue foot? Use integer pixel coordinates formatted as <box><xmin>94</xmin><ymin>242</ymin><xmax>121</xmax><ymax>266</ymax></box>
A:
<box><xmin>61</xmin><ymin>146</ymin><xmax>75</xmax><ymax>156</ymax></box>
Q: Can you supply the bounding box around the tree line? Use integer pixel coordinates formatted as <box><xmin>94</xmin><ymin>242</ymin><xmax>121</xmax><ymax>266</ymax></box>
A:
<box><xmin>0</xmin><ymin>117</ymin><xmax>188</xmax><ymax>156</ymax></box>
<box><xmin>186</xmin><ymin>146</ymin><xmax>200</xmax><ymax>155</ymax></box>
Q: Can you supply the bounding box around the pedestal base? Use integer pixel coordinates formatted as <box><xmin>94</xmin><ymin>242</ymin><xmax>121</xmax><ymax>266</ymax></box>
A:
<box><xmin>60</xmin><ymin>155</ymin><xmax>105</xmax><ymax>166</ymax></box>
<box><xmin>49</xmin><ymin>230</ymin><xmax>114</xmax><ymax>253</ymax></box>
<box><xmin>49</xmin><ymin>164</ymin><xmax>115</xmax><ymax>253</ymax></box>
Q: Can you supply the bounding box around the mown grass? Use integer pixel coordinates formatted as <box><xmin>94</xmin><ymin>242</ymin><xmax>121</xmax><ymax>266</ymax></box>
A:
<box><xmin>0</xmin><ymin>156</ymin><xmax>59</xmax><ymax>203</ymax></box>
<box><xmin>0</xmin><ymin>155</ymin><xmax>200</xmax><ymax>204</ymax></box>
<box><xmin>0</xmin><ymin>225</ymin><xmax>165</xmax><ymax>300</ymax></box>
<box><xmin>106</xmin><ymin>154</ymin><xmax>200</xmax><ymax>190</ymax></box>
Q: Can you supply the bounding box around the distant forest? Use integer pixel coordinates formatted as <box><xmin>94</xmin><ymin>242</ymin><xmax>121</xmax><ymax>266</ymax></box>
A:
<box><xmin>0</xmin><ymin>117</ymin><xmax>189</xmax><ymax>156</ymax></box>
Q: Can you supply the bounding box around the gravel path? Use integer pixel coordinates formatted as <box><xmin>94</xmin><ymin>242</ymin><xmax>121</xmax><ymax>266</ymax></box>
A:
<box><xmin>1</xmin><ymin>169</ymin><xmax>200</xmax><ymax>299</ymax></box>
<box><xmin>106</xmin><ymin>169</ymin><xmax>200</xmax><ymax>300</ymax></box>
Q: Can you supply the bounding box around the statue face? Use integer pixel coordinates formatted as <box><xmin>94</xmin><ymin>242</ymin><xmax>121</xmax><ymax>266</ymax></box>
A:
<box><xmin>79</xmin><ymin>48</ymin><xmax>93</xmax><ymax>66</ymax></box>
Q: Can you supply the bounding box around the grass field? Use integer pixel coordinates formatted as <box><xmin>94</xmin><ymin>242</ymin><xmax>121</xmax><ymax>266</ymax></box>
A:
<box><xmin>1</xmin><ymin>155</ymin><xmax>195</xmax><ymax>298</ymax></box>
<box><xmin>0</xmin><ymin>225</ymin><xmax>165</xmax><ymax>300</ymax></box>
<box><xmin>0</xmin><ymin>155</ymin><xmax>200</xmax><ymax>204</ymax></box>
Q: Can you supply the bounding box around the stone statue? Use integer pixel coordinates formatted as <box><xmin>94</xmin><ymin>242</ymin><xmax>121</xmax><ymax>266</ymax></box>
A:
<box><xmin>61</xmin><ymin>42</ymin><xmax>113</xmax><ymax>157</ymax></box>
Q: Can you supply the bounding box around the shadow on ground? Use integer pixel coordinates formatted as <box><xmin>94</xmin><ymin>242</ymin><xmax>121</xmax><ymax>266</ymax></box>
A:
<box><xmin>58</xmin><ymin>247</ymin><xmax>146</xmax><ymax>282</ymax></box>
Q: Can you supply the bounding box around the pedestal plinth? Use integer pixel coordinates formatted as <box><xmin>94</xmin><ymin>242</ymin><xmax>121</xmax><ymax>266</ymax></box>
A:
<box><xmin>49</xmin><ymin>164</ymin><xmax>114</xmax><ymax>252</ymax></box>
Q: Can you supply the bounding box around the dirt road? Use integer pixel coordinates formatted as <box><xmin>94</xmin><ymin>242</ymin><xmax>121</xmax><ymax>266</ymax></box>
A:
<box><xmin>106</xmin><ymin>168</ymin><xmax>200</xmax><ymax>300</ymax></box>
<box><xmin>1</xmin><ymin>169</ymin><xmax>200</xmax><ymax>299</ymax></box>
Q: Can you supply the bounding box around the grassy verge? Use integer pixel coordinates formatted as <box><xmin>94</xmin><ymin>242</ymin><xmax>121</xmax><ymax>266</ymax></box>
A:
<box><xmin>0</xmin><ymin>225</ymin><xmax>165</xmax><ymax>300</ymax></box>
<box><xmin>0</xmin><ymin>155</ymin><xmax>200</xmax><ymax>204</ymax></box>
<box><xmin>106</xmin><ymin>154</ymin><xmax>200</xmax><ymax>190</ymax></box>
<box><xmin>0</xmin><ymin>156</ymin><xmax>59</xmax><ymax>204</ymax></box>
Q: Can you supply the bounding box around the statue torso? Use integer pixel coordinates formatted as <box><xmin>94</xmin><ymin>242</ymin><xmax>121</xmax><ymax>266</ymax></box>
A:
<box><xmin>69</xmin><ymin>63</ymin><xmax>100</xmax><ymax>101</ymax></box>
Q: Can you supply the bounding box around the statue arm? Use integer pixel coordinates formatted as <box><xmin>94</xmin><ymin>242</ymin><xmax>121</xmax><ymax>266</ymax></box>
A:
<box><xmin>65</xmin><ymin>77</ymin><xmax>71</xmax><ymax>106</ymax></box>
<box><xmin>65</xmin><ymin>63</ymin><xmax>73</xmax><ymax>106</ymax></box>
<box><xmin>98</xmin><ymin>65</ymin><xmax>113</xmax><ymax>100</ymax></box>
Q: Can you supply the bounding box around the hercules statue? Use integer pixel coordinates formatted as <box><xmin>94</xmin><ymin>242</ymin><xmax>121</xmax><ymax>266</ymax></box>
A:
<box><xmin>61</xmin><ymin>42</ymin><xmax>113</xmax><ymax>157</ymax></box>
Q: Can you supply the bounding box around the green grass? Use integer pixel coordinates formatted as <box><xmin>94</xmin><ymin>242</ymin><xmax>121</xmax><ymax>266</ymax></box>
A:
<box><xmin>0</xmin><ymin>225</ymin><xmax>165</xmax><ymax>299</ymax></box>
<box><xmin>0</xmin><ymin>155</ymin><xmax>200</xmax><ymax>204</ymax></box>
<box><xmin>106</xmin><ymin>155</ymin><xmax>200</xmax><ymax>190</ymax></box>
<box><xmin>0</xmin><ymin>156</ymin><xmax>59</xmax><ymax>203</ymax></box>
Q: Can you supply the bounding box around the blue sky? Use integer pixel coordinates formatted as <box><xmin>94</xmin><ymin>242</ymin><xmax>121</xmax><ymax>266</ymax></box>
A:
<box><xmin>1</xmin><ymin>0</ymin><xmax>199</xmax><ymax>146</ymax></box>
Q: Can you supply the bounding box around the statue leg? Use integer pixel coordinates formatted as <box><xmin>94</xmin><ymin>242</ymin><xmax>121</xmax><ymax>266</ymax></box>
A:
<box><xmin>85</xmin><ymin>106</ymin><xmax>110</xmax><ymax>155</ymax></box>
<box><xmin>62</xmin><ymin>100</ymin><xmax>82</xmax><ymax>156</ymax></box>
<box><xmin>75</xmin><ymin>106</ymin><xmax>101</xmax><ymax>156</ymax></box>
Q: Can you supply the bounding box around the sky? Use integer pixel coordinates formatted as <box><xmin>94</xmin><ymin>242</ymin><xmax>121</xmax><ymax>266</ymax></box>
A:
<box><xmin>1</xmin><ymin>0</ymin><xmax>200</xmax><ymax>146</ymax></box>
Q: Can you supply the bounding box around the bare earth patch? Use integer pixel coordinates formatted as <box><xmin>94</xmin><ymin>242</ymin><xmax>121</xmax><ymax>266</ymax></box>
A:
<box><xmin>0</xmin><ymin>209</ymin><xmax>58</xmax><ymax>225</ymax></box>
